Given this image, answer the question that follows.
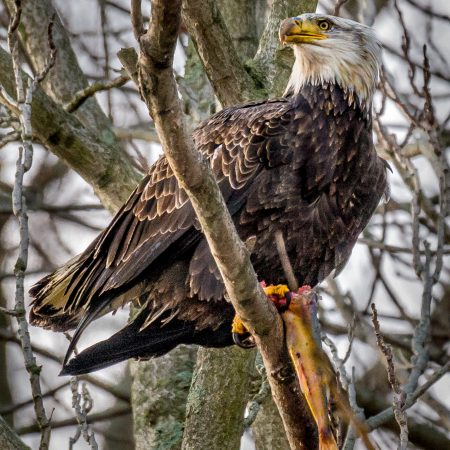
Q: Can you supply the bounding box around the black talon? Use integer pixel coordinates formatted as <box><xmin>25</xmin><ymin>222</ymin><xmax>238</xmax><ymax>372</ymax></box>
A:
<box><xmin>284</xmin><ymin>291</ymin><xmax>292</xmax><ymax>310</ymax></box>
<box><xmin>232</xmin><ymin>331</ymin><xmax>256</xmax><ymax>348</ymax></box>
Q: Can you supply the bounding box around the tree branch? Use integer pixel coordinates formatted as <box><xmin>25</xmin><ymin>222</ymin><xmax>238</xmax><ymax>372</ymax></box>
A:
<box><xmin>0</xmin><ymin>329</ymin><xmax>130</xmax><ymax>403</ymax></box>
<box><xmin>7</xmin><ymin>3</ymin><xmax>52</xmax><ymax>447</ymax></box>
<box><xmin>4</xmin><ymin>0</ymin><xmax>119</xmax><ymax>137</ymax></box>
<box><xmin>64</xmin><ymin>74</ymin><xmax>129</xmax><ymax>113</ymax></box>
<box><xmin>181</xmin><ymin>0</ymin><xmax>258</xmax><ymax>104</ymax></box>
<box><xmin>0</xmin><ymin>416</ymin><xmax>30</xmax><ymax>450</ymax></box>
<box><xmin>0</xmin><ymin>46</ymin><xmax>140</xmax><ymax>213</ymax></box>
<box><xmin>16</xmin><ymin>405</ymin><xmax>131</xmax><ymax>435</ymax></box>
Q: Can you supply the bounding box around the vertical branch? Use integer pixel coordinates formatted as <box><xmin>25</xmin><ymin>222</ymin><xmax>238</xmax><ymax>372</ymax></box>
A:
<box><xmin>404</xmin><ymin>244</ymin><xmax>432</xmax><ymax>396</ymax></box>
<box><xmin>274</xmin><ymin>230</ymin><xmax>298</xmax><ymax>291</ymax></box>
<box><xmin>69</xmin><ymin>378</ymin><xmax>98</xmax><ymax>450</ymax></box>
<box><xmin>131</xmin><ymin>0</ymin><xmax>145</xmax><ymax>40</ymax></box>
<box><xmin>7</xmin><ymin>2</ymin><xmax>55</xmax><ymax>449</ymax></box>
<box><xmin>371</xmin><ymin>304</ymin><xmax>408</xmax><ymax>449</ymax></box>
<box><xmin>64</xmin><ymin>334</ymin><xmax>98</xmax><ymax>449</ymax></box>
<box><xmin>99</xmin><ymin>0</ymin><xmax>112</xmax><ymax>118</ymax></box>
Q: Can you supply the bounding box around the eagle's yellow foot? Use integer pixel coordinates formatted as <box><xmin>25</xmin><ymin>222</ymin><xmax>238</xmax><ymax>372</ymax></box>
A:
<box><xmin>232</xmin><ymin>282</ymin><xmax>310</xmax><ymax>349</ymax></box>
<box><xmin>232</xmin><ymin>315</ymin><xmax>255</xmax><ymax>348</ymax></box>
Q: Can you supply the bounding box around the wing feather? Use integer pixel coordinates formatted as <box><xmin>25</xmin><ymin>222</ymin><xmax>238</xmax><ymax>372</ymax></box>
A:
<box><xmin>29</xmin><ymin>97</ymin><xmax>294</xmax><ymax>329</ymax></box>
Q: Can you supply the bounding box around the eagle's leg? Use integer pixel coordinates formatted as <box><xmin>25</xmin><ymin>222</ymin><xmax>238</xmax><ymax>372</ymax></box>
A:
<box><xmin>231</xmin><ymin>315</ymin><xmax>255</xmax><ymax>348</ymax></box>
<box><xmin>231</xmin><ymin>283</ymin><xmax>296</xmax><ymax>349</ymax></box>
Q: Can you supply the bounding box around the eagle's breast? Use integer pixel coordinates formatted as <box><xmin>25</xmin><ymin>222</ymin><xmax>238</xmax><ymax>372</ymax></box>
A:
<box><xmin>241</xmin><ymin>83</ymin><xmax>387</xmax><ymax>287</ymax></box>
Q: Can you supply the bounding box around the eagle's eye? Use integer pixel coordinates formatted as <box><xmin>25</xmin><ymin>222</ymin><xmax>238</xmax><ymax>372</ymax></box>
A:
<box><xmin>317</xmin><ymin>19</ymin><xmax>331</xmax><ymax>31</ymax></box>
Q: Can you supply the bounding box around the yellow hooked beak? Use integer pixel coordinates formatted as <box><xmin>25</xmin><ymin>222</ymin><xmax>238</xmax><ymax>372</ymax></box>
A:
<box><xmin>279</xmin><ymin>17</ymin><xmax>328</xmax><ymax>45</ymax></box>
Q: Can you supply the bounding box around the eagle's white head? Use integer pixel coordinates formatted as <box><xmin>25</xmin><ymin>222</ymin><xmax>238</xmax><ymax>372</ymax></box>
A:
<box><xmin>280</xmin><ymin>13</ymin><xmax>382</xmax><ymax>107</ymax></box>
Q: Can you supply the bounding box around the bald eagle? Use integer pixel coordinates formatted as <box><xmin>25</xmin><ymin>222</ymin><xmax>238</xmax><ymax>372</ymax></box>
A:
<box><xmin>30</xmin><ymin>14</ymin><xmax>387</xmax><ymax>375</ymax></box>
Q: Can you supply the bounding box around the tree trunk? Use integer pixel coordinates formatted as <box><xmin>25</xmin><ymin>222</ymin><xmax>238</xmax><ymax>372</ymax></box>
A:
<box><xmin>131</xmin><ymin>346</ymin><xmax>197</xmax><ymax>450</ymax></box>
<box><xmin>182</xmin><ymin>347</ymin><xmax>256</xmax><ymax>450</ymax></box>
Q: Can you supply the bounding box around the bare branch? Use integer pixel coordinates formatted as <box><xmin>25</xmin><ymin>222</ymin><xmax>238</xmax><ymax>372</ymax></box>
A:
<box><xmin>404</xmin><ymin>0</ymin><xmax>450</xmax><ymax>22</ymax></box>
<box><xmin>0</xmin><ymin>46</ymin><xmax>140</xmax><ymax>212</ymax></box>
<box><xmin>113</xmin><ymin>125</ymin><xmax>158</xmax><ymax>142</ymax></box>
<box><xmin>274</xmin><ymin>229</ymin><xmax>298</xmax><ymax>291</ymax></box>
<box><xmin>65</xmin><ymin>74</ymin><xmax>129</xmax><ymax>113</ymax></box>
<box><xmin>181</xmin><ymin>0</ymin><xmax>257</xmax><ymax>104</ymax></box>
<box><xmin>371</xmin><ymin>303</ymin><xmax>408</xmax><ymax>449</ymax></box>
<box><xmin>8</xmin><ymin>2</ymin><xmax>53</xmax><ymax>447</ymax></box>
<box><xmin>366</xmin><ymin>361</ymin><xmax>450</xmax><ymax>431</ymax></box>
<box><xmin>3</xmin><ymin>0</ymin><xmax>119</xmax><ymax>135</ymax></box>
<box><xmin>0</xmin><ymin>329</ymin><xmax>130</xmax><ymax>403</ymax></box>
<box><xmin>130</xmin><ymin>0</ymin><xmax>145</xmax><ymax>41</ymax></box>
<box><xmin>0</xmin><ymin>382</ymin><xmax>69</xmax><ymax>415</ymax></box>
<box><xmin>17</xmin><ymin>405</ymin><xmax>131</xmax><ymax>435</ymax></box>
<box><xmin>69</xmin><ymin>378</ymin><xmax>98</xmax><ymax>450</ymax></box>
<box><xmin>0</xmin><ymin>305</ymin><xmax>21</xmax><ymax>316</ymax></box>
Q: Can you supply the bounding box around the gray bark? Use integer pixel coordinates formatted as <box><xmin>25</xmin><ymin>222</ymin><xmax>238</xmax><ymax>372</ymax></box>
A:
<box><xmin>0</xmin><ymin>416</ymin><xmax>29</xmax><ymax>450</ymax></box>
<box><xmin>131</xmin><ymin>346</ymin><xmax>196</xmax><ymax>450</ymax></box>
<box><xmin>217</xmin><ymin>0</ymin><xmax>259</xmax><ymax>60</ymax></box>
<box><xmin>254</xmin><ymin>0</ymin><xmax>318</xmax><ymax>95</ymax></box>
<box><xmin>252</xmin><ymin>394</ymin><xmax>291</xmax><ymax>450</ymax></box>
<box><xmin>182</xmin><ymin>348</ymin><xmax>256</xmax><ymax>450</ymax></box>
<box><xmin>0</xmin><ymin>216</ymin><xmax>13</xmax><ymax>427</ymax></box>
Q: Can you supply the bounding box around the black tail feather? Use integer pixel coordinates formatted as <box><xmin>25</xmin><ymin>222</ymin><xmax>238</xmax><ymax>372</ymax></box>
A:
<box><xmin>60</xmin><ymin>310</ymin><xmax>233</xmax><ymax>375</ymax></box>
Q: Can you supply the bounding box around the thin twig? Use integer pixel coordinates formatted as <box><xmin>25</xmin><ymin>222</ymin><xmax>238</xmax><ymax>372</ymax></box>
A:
<box><xmin>358</xmin><ymin>238</ymin><xmax>450</xmax><ymax>255</ymax></box>
<box><xmin>8</xmin><ymin>2</ymin><xmax>54</xmax><ymax>448</ymax></box>
<box><xmin>404</xmin><ymin>0</ymin><xmax>450</xmax><ymax>22</ymax></box>
<box><xmin>322</xmin><ymin>334</ymin><xmax>367</xmax><ymax>450</ymax></box>
<box><xmin>17</xmin><ymin>405</ymin><xmax>131</xmax><ymax>435</ymax></box>
<box><xmin>0</xmin><ymin>305</ymin><xmax>21</xmax><ymax>316</ymax></box>
<box><xmin>69</xmin><ymin>378</ymin><xmax>98</xmax><ymax>450</ymax></box>
<box><xmin>64</xmin><ymin>74</ymin><xmax>129</xmax><ymax>113</ymax></box>
<box><xmin>367</xmin><ymin>361</ymin><xmax>450</xmax><ymax>430</ymax></box>
<box><xmin>274</xmin><ymin>229</ymin><xmax>298</xmax><ymax>291</ymax></box>
<box><xmin>371</xmin><ymin>303</ymin><xmax>408</xmax><ymax>449</ymax></box>
<box><xmin>404</xmin><ymin>243</ymin><xmax>433</xmax><ymax>395</ymax></box>
<box><xmin>131</xmin><ymin>0</ymin><xmax>145</xmax><ymax>41</ymax></box>
<box><xmin>0</xmin><ymin>382</ymin><xmax>69</xmax><ymax>415</ymax></box>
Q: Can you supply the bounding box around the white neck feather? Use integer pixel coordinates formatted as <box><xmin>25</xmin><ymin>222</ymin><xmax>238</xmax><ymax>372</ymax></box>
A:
<box><xmin>285</xmin><ymin>32</ymin><xmax>381</xmax><ymax>110</ymax></box>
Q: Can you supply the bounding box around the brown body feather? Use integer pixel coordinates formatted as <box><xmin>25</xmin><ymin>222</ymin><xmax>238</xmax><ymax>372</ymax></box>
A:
<box><xmin>30</xmin><ymin>83</ymin><xmax>387</xmax><ymax>374</ymax></box>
